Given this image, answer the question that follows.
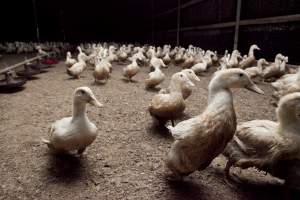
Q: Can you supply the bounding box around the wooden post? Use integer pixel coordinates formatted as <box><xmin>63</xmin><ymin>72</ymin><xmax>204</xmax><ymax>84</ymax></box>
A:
<box><xmin>176</xmin><ymin>0</ymin><xmax>181</xmax><ymax>46</ymax></box>
<box><xmin>233</xmin><ymin>0</ymin><xmax>242</xmax><ymax>50</ymax></box>
<box><xmin>151</xmin><ymin>0</ymin><xmax>154</xmax><ymax>44</ymax></box>
<box><xmin>32</xmin><ymin>0</ymin><xmax>40</xmax><ymax>42</ymax></box>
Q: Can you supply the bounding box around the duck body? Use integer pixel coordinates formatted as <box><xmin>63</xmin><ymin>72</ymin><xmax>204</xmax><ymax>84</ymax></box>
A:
<box><xmin>261</xmin><ymin>54</ymin><xmax>286</xmax><ymax>80</ymax></box>
<box><xmin>93</xmin><ymin>59</ymin><xmax>111</xmax><ymax>83</ymax></box>
<box><xmin>159</xmin><ymin>69</ymin><xmax>199</xmax><ymax>100</ymax></box>
<box><xmin>191</xmin><ymin>60</ymin><xmax>208</xmax><ymax>74</ymax></box>
<box><xmin>162</xmin><ymin>52</ymin><xmax>171</xmax><ymax>65</ymax></box>
<box><xmin>223</xmin><ymin>93</ymin><xmax>300</xmax><ymax>185</ymax></box>
<box><xmin>223</xmin><ymin>120</ymin><xmax>283</xmax><ymax>172</ymax></box>
<box><xmin>149</xmin><ymin>72</ymin><xmax>194</xmax><ymax>126</ymax></box>
<box><xmin>240</xmin><ymin>44</ymin><xmax>260</xmax><ymax>69</ymax></box>
<box><xmin>245</xmin><ymin>58</ymin><xmax>268</xmax><ymax>78</ymax></box>
<box><xmin>67</xmin><ymin>58</ymin><xmax>87</xmax><ymax>79</ymax></box>
<box><xmin>145</xmin><ymin>65</ymin><xmax>166</xmax><ymax>88</ymax></box>
<box><xmin>65</xmin><ymin>52</ymin><xmax>77</xmax><ymax>68</ymax></box>
<box><xmin>167</xmin><ymin>88</ymin><xmax>237</xmax><ymax>175</ymax></box>
<box><xmin>123</xmin><ymin>59</ymin><xmax>140</xmax><ymax>81</ymax></box>
<box><xmin>271</xmin><ymin>70</ymin><xmax>300</xmax><ymax>90</ymax></box>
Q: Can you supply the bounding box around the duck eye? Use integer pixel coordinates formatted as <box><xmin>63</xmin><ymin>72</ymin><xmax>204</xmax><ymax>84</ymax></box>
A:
<box><xmin>239</xmin><ymin>73</ymin><xmax>243</xmax><ymax>77</ymax></box>
<box><xmin>80</xmin><ymin>90</ymin><xmax>86</xmax><ymax>95</ymax></box>
<box><xmin>180</xmin><ymin>74</ymin><xmax>183</xmax><ymax>78</ymax></box>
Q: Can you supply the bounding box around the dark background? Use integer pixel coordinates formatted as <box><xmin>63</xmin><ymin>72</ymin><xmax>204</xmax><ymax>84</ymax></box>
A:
<box><xmin>0</xmin><ymin>0</ymin><xmax>300</xmax><ymax>63</ymax></box>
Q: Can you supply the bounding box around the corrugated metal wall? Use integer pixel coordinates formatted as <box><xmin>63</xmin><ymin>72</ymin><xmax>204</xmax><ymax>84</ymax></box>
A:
<box><xmin>1</xmin><ymin>0</ymin><xmax>299</xmax><ymax>63</ymax></box>
<box><xmin>152</xmin><ymin>0</ymin><xmax>300</xmax><ymax>64</ymax></box>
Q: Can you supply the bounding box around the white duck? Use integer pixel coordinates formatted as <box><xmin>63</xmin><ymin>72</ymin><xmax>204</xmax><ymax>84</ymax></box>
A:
<box><xmin>227</xmin><ymin>50</ymin><xmax>241</xmax><ymax>68</ymax></box>
<box><xmin>148</xmin><ymin>72</ymin><xmax>195</xmax><ymax>127</ymax></box>
<box><xmin>67</xmin><ymin>56</ymin><xmax>87</xmax><ymax>79</ymax></box>
<box><xmin>223</xmin><ymin>93</ymin><xmax>300</xmax><ymax>185</ymax></box>
<box><xmin>123</xmin><ymin>57</ymin><xmax>140</xmax><ymax>82</ymax></box>
<box><xmin>145</xmin><ymin>64</ymin><xmax>166</xmax><ymax>88</ymax></box>
<box><xmin>191</xmin><ymin>59</ymin><xmax>208</xmax><ymax>74</ymax></box>
<box><xmin>162</xmin><ymin>52</ymin><xmax>171</xmax><ymax>65</ymax></box>
<box><xmin>261</xmin><ymin>54</ymin><xmax>286</xmax><ymax>80</ymax></box>
<box><xmin>245</xmin><ymin>58</ymin><xmax>269</xmax><ymax>79</ymax></box>
<box><xmin>166</xmin><ymin>69</ymin><xmax>264</xmax><ymax>178</ymax></box>
<box><xmin>271</xmin><ymin>69</ymin><xmax>300</xmax><ymax>91</ymax></box>
<box><xmin>159</xmin><ymin>69</ymin><xmax>200</xmax><ymax>100</ymax></box>
<box><xmin>77</xmin><ymin>46</ymin><xmax>89</xmax><ymax>61</ymax></box>
<box><xmin>42</xmin><ymin>87</ymin><xmax>103</xmax><ymax>154</ymax></box>
<box><xmin>240</xmin><ymin>44</ymin><xmax>260</xmax><ymax>69</ymax></box>
<box><xmin>65</xmin><ymin>52</ymin><xmax>77</xmax><ymax>68</ymax></box>
<box><xmin>93</xmin><ymin>58</ymin><xmax>111</xmax><ymax>83</ymax></box>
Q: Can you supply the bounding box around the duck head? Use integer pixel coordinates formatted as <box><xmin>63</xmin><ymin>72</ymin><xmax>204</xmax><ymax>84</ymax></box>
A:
<box><xmin>251</xmin><ymin>44</ymin><xmax>260</xmax><ymax>51</ymax></box>
<box><xmin>211</xmin><ymin>68</ymin><xmax>264</xmax><ymax>94</ymax></box>
<box><xmin>74</xmin><ymin>87</ymin><xmax>103</xmax><ymax>107</ymax></box>
<box><xmin>181</xmin><ymin>69</ymin><xmax>200</xmax><ymax>82</ymax></box>
<box><xmin>170</xmin><ymin>72</ymin><xmax>195</xmax><ymax>92</ymax></box>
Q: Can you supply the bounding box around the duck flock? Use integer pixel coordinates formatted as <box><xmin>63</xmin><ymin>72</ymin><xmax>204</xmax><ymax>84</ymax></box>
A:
<box><xmin>2</xmin><ymin>41</ymin><xmax>300</xmax><ymax>192</ymax></box>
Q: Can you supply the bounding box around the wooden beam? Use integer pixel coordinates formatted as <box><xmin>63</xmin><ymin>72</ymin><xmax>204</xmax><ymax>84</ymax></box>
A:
<box><xmin>176</xmin><ymin>0</ymin><xmax>181</xmax><ymax>45</ymax></box>
<box><xmin>181</xmin><ymin>0</ymin><xmax>206</xmax><ymax>9</ymax></box>
<box><xmin>161</xmin><ymin>14</ymin><xmax>300</xmax><ymax>32</ymax></box>
<box><xmin>32</xmin><ymin>0</ymin><xmax>40</xmax><ymax>42</ymax></box>
<box><xmin>154</xmin><ymin>0</ymin><xmax>206</xmax><ymax>18</ymax></box>
<box><xmin>0</xmin><ymin>54</ymin><xmax>48</xmax><ymax>74</ymax></box>
<box><xmin>233</xmin><ymin>0</ymin><xmax>242</xmax><ymax>50</ymax></box>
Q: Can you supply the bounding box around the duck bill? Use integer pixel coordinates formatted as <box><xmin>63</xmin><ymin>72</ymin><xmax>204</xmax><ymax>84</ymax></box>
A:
<box><xmin>89</xmin><ymin>96</ymin><xmax>103</xmax><ymax>107</ymax></box>
<box><xmin>245</xmin><ymin>83</ymin><xmax>264</xmax><ymax>94</ymax></box>
<box><xmin>187</xmin><ymin>80</ymin><xmax>195</xmax><ymax>87</ymax></box>
<box><xmin>193</xmin><ymin>75</ymin><xmax>200</xmax><ymax>82</ymax></box>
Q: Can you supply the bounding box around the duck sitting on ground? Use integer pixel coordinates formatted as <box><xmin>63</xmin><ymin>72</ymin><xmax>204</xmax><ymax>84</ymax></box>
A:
<box><xmin>240</xmin><ymin>44</ymin><xmax>260</xmax><ymax>69</ymax></box>
<box><xmin>245</xmin><ymin>58</ymin><xmax>269</xmax><ymax>79</ymax></box>
<box><xmin>271</xmin><ymin>69</ymin><xmax>300</xmax><ymax>91</ymax></box>
<box><xmin>223</xmin><ymin>93</ymin><xmax>300</xmax><ymax>187</ymax></box>
<box><xmin>159</xmin><ymin>69</ymin><xmax>200</xmax><ymax>100</ymax></box>
<box><xmin>145</xmin><ymin>64</ymin><xmax>166</xmax><ymax>89</ymax></box>
<box><xmin>166</xmin><ymin>69</ymin><xmax>264</xmax><ymax>179</ymax></box>
<box><xmin>42</xmin><ymin>87</ymin><xmax>103</xmax><ymax>154</ymax></box>
<box><xmin>148</xmin><ymin>72</ymin><xmax>195</xmax><ymax>127</ymax></box>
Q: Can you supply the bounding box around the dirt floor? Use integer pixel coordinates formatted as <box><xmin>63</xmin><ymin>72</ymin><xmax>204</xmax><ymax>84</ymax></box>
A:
<box><xmin>0</xmin><ymin>54</ymin><xmax>299</xmax><ymax>200</ymax></box>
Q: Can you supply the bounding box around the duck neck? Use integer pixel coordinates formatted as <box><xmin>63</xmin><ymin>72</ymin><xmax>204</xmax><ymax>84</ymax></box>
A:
<box><xmin>132</xmin><ymin>59</ymin><xmax>137</xmax><ymax>65</ymax></box>
<box><xmin>257</xmin><ymin>61</ymin><xmax>264</xmax><ymax>73</ymax></box>
<box><xmin>279</xmin><ymin>60</ymin><xmax>286</xmax><ymax>72</ymax></box>
<box><xmin>169</xmin><ymin>80</ymin><xmax>182</xmax><ymax>93</ymax></box>
<box><xmin>275</xmin><ymin>56</ymin><xmax>281</xmax><ymax>66</ymax></box>
<box><xmin>72</xmin><ymin>99</ymin><xmax>88</xmax><ymax>119</ymax></box>
<box><xmin>248</xmin><ymin>46</ymin><xmax>255</xmax><ymax>57</ymax></box>
<box><xmin>277</xmin><ymin>106</ymin><xmax>300</xmax><ymax>138</ymax></box>
<box><xmin>208</xmin><ymin>78</ymin><xmax>233</xmax><ymax>108</ymax></box>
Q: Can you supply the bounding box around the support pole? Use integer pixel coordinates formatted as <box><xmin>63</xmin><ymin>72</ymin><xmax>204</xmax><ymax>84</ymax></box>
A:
<box><xmin>151</xmin><ymin>0</ymin><xmax>154</xmax><ymax>44</ymax></box>
<box><xmin>233</xmin><ymin>0</ymin><xmax>242</xmax><ymax>50</ymax></box>
<box><xmin>32</xmin><ymin>0</ymin><xmax>40</xmax><ymax>42</ymax></box>
<box><xmin>176</xmin><ymin>0</ymin><xmax>181</xmax><ymax>46</ymax></box>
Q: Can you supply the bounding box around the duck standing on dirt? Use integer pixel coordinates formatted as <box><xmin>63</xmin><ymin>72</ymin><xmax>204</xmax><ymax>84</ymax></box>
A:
<box><xmin>166</xmin><ymin>69</ymin><xmax>264</xmax><ymax>179</ymax></box>
<box><xmin>42</xmin><ymin>87</ymin><xmax>103</xmax><ymax>155</ymax></box>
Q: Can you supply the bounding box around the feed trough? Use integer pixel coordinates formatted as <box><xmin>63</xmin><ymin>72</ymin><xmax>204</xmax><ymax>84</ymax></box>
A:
<box><xmin>0</xmin><ymin>70</ymin><xmax>27</xmax><ymax>90</ymax></box>
<box><xmin>16</xmin><ymin>64</ymin><xmax>41</xmax><ymax>78</ymax></box>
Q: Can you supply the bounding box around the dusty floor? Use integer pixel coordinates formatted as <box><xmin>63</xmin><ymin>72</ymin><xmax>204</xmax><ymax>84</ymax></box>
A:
<box><xmin>0</xmin><ymin>54</ymin><xmax>299</xmax><ymax>200</ymax></box>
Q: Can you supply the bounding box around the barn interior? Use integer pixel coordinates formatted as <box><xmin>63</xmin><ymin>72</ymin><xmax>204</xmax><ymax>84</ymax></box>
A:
<box><xmin>1</xmin><ymin>0</ymin><xmax>300</xmax><ymax>200</ymax></box>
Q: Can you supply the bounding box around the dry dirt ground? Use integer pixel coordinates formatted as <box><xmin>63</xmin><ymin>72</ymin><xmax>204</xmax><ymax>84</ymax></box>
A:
<box><xmin>0</xmin><ymin>54</ymin><xmax>299</xmax><ymax>200</ymax></box>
